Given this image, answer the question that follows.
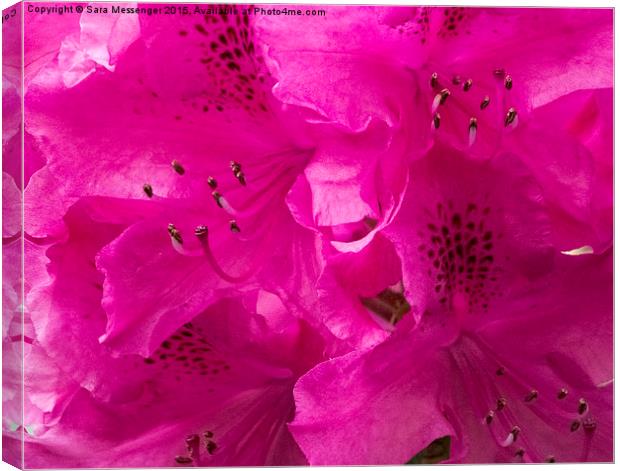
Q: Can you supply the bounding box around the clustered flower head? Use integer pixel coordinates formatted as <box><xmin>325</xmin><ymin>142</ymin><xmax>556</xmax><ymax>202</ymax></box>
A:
<box><xmin>2</xmin><ymin>3</ymin><xmax>613</xmax><ymax>466</ymax></box>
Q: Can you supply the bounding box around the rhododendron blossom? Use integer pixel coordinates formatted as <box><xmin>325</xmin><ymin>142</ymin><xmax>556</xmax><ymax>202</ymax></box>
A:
<box><xmin>2</xmin><ymin>2</ymin><xmax>614</xmax><ymax>467</ymax></box>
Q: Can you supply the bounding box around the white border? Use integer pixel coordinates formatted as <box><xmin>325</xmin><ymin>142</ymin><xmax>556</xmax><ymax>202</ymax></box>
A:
<box><xmin>0</xmin><ymin>1</ymin><xmax>616</xmax><ymax>471</ymax></box>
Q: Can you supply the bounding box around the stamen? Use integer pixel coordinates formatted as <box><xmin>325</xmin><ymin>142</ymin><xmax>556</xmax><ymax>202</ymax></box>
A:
<box><xmin>480</xmin><ymin>96</ymin><xmax>490</xmax><ymax>110</ymax></box>
<box><xmin>515</xmin><ymin>449</ymin><xmax>525</xmax><ymax>458</ymax></box>
<box><xmin>175</xmin><ymin>456</ymin><xmax>193</xmax><ymax>464</ymax></box>
<box><xmin>207</xmin><ymin>176</ymin><xmax>218</xmax><ymax>189</ymax></box>
<box><xmin>194</xmin><ymin>224</ymin><xmax>258</xmax><ymax>283</ymax></box>
<box><xmin>524</xmin><ymin>389</ymin><xmax>539</xmax><ymax>403</ymax></box>
<box><xmin>463</xmin><ymin>79</ymin><xmax>473</xmax><ymax>92</ymax></box>
<box><xmin>578</xmin><ymin>398</ymin><xmax>588</xmax><ymax>415</ymax></box>
<box><xmin>484</xmin><ymin>410</ymin><xmax>495</xmax><ymax>424</ymax></box>
<box><xmin>212</xmin><ymin>191</ymin><xmax>224</xmax><ymax>208</ymax></box>
<box><xmin>204</xmin><ymin>430</ymin><xmax>214</xmax><ymax>439</ymax></box>
<box><xmin>571</xmin><ymin>420</ymin><xmax>581</xmax><ymax>432</ymax></box>
<box><xmin>432</xmin><ymin>88</ymin><xmax>451</xmax><ymax>112</ymax></box>
<box><xmin>501</xmin><ymin>426</ymin><xmax>520</xmax><ymax>447</ymax></box>
<box><xmin>504</xmin><ymin>107</ymin><xmax>517</xmax><ymax>127</ymax></box>
<box><xmin>206</xmin><ymin>441</ymin><xmax>217</xmax><ymax>455</ymax></box>
<box><xmin>230</xmin><ymin>220</ymin><xmax>240</xmax><ymax>233</ymax></box>
<box><xmin>493</xmin><ymin>68</ymin><xmax>506</xmax><ymax>78</ymax></box>
<box><xmin>185</xmin><ymin>434</ymin><xmax>200</xmax><ymax>459</ymax></box>
<box><xmin>504</xmin><ymin>75</ymin><xmax>513</xmax><ymax>90</ymax></box>
<box><xmin>557</xmin><ymin>388</ymin><xmax>568</xmax><ymax>400</ymax></box>
<box><xmin>496</xmin><ymin>397</ymin><xmax>507</xmax><ymax>411</ymax></box>
<box><xmin>430</xmin><ymin>72</ymin><xmax>438</xmax><ymax>88</ymax></box>
<box><xmin>468</xmin><ymin>117</ymin><xmax>478</xmax><ymax>146</ymax></box>
<box><xmin>433</xmin><ymin>113</ymin><xmax>441</xmax><ymax>130</ymax></box>
<box><xmin>452</xmin><ymin>75</ymin><xmax>461</xmax><ymax>85</ymax></box>
<box><xmin>230</xmin><ymin>160</ymin><xmax>241</xmax><ymax>173</ymax></box>
<box><xmin>234</xmin><ymin>170</ymin><xmax>246</xmax><ymax>186</ymax></box>
<box><xmin>168</xmin><ymin>223</ymin><xmax>183</xmax><ymax>244</ymax></box>
<box><xmin>143</xmin><ymin>183</ymin><xmax>153</xmax><ymax>198</ymax></box>
<box><xmin>171</xmin><ymin>160</ymin><xmax>185</xmax><ymax>175</ymax></box>
<box><xmin>194</xmin><ymin>225</ymin><xmax>208</xmax><ymax>237</ymax></box>
<box><xmin>582</xmin><ymin>418</ymin><xmax>597</xmax><ymax>433</ymax></box>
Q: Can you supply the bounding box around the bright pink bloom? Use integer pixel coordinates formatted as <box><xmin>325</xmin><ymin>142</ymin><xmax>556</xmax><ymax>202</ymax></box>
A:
<box><xmin>24</xmin><ymin>198</ymin><xmax>330</xmax><ymax>467</ymax></box>
<box><xmin>289</xmin><ymin>144</ymin><xmax>613</xmax><ymax>463</ymax></box>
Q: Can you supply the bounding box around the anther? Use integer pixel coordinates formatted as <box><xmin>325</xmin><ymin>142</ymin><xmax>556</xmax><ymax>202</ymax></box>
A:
<box><xmin>524</xmin><ymin>389</ymin><xmax>539</xmax><ymax>403</ymax></box>
<box><xmin>194</xmin><ymin>225</ymin><xmax>208</xmax><ymax>238</ymax></box>
<box><xmin>230</xmin><ymin>160</ymin><xmax>241</xmax><ymax>172</ymax></box>
<box><xmin>463</xmin><ymin>79</ymin><xmax>473</xmax><ymax>92</ymax></box>
<box><xmin>515</xmin><ymin>449</ymin><xmax>525</xmax><ymax>458</ymax></box>
<box><xmin>143</xmin><ymin>183</ymin><xmax>153</xmax><ymax>198</ymax></box>
<box><xmin>504</xmin><ymin>107</ymin><xmax>517</xmax><ymax>127</ymax></box>
<box><xmin>504</xmin><ymin>75</ymin><xmax>513</xmax><ymax>90</ymax></box>
<box><xmin>493</xmin><ymin>68</ymin><xmax>506</xmax><ymax>77</ymax></box>
<box><xmin>212</xmin><ymin>191</ymin><xmax>223</xmax><ymax>208</ymax></box>
<box><xmin>430</xmin><ymin>72</ymin><xmax>438</xmax><ymax>88</ymax></box>
<box><xmin>433</xmin><ymin>113</ymin><xmax>441</xmax><ymax>129</ymax></box>
<box><xmin>557</xmin><ymin>388</ymin><xmax>568</xmax><ymax>400</ymax></box>
<box><xmin>185</xmin><ymin>434</ymin><xmax>200</xmax><ymax>458</ymax></box>
<box><xmin>234</xmin><ymin>170</ymin><xmax>246</xmax><ymax>186</ymax></box>
<box><xmin>230</xmin><ymin>220</ymin><xmax>240</xmax><ymax>233</ymax></box>
<box><xmin>168</xmin><ymin>223</ymin><xmax>183</xmax><ymax>244</ymax></box>
<box><xmin>206</xmin><ymin>440</ymin><xmax>217</xmax><ymax>455</ymax></box>
<box><xmin>484</xmin><ymin>410</ymin><xmax>495</xmax><ymax>424</ymax></box>
<box><xmin>432</xmin><ymin>88</ymin><xmax>451</xmax><ymax>112</ymax></box>
<box><xmin>452</xmin><ymin>75</ymin><xmax>461</xmax><ymax>85</ymax></box>
<box><xmin>501</xmin><ymin>426</ymin><xmax>520</xmax><ymax>447</ymax></box>
<box><xmin>204</xmin><ymin>431</ymin><xmax>214</xmax><ymax>439</ymax></box>
<box><xmin>583</xmin><ymin>418</ymin><xmax>597</xmax><ymax>432</ymax></box>
<box><xmin>545</xmin><ymin>456</ymin><xmax>556</xmax><ymax>463</ymax></box>
<box><xmin>468</xmin><ymin>117</ymin><xmax>478</xmax><ymax>146</ymax></box>
<box><xmin>497</xmin><ymin>397</ymin><xmax>507</xmax><ymax>411</ymax></box>
<box><xmin>171</xmin><ymin>160</ymin><xmax>185</xmax><ymax>175</ymax></box>
<box><xmin>570</xmin><ymin>420</ymin><xmax>581</xmax><ymax>432</ymax></box>
<box><xmin>480</xmin><ymin>96</ymin><xmax>490</xmax><ymax>110</ymax></box>
<box><xmin>175</xmin><ymin>456</ymin><xmax>193</xmax><ymax>464</ymax></box>
<box><xmin>439</xmin><ymin>88</ymin><xmax>450</xmax><ymax>104</ymax></box>
<box><xmin>207</xmin><ymin>176</ymin><xmax>218</xmax><ymax>189</ymax></box>
<box><xmin>578</xmin><ymin>398</ymin><xmax>588</xmax><ymax>415</ymax></box>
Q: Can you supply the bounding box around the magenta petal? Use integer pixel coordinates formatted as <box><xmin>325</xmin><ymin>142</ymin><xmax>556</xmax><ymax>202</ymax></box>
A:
<box><xmin>290</xmin><ymin>326</ymin><xmax>456</xmax><ymax>464</ymax></box>
<box><xmin>96</xmin><ymin>216</ymin><xmax>226</xmax><ymax>357</ymax></box>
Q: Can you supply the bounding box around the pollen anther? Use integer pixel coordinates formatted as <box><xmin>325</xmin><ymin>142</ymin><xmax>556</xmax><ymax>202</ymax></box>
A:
<box><xmin>504</xmin><ymin>75</ymin><xmax>513</xmax><ymax>90</ymax></box>
<box><xmin>504</xmin><ymin>108</ymin><xmax>517</xmax><ymax>127</ymax></box>
<box><xmin>557</xmin><ymin>388</ymin><xmax>568</xmax><ymax>400</ymax></box>
<box><xmin>433</xmin><ymin>113</ymin><xmax>441</xmax><ymax>129</ymax></box>
<box><xmin>524</xmin><ymin>389</ymin><xmax>538</xmax><ymax>403</ymax></box>
<box><xmin>194</xmin><ymin>225</ymin><xmax>208</xmax><ymax>237</ymax></box>
<box><xmin>430</xmin><ymin>72</ymin><xmax>438</xmax><ymax>88</ymax></box>
<box><xmin>171</xmin><ymin>160</ymin><xmax>185</xmax><ymax>175</ymax></box>
<box><xmin>480</xmin><ymin>95</ymin><xmax>490</xmax><ymax>110</ymax></box>
<box><xmin>168</xmin><ymin>223</ymin><xmax>183</xmax><ymax>244</ymax></box>
<box><xmin>143</xmin><ymin>183</ymin><xmax>153</xmax><ymax>198</ymax></box>
<box><xmin>578</xmin><ymin>398</ymin><xmax>588</xmax><ymax>415</ymax></box>
<box><xmin>230</xmin><ymin>220</ymin><xmax>241</xmax><ymax>233</ymax></box>
<box><xmin>207</xmin><ymin>176</ymin><xmax>218</xmax><ymax>189</ymax></box>
<box><xmin>463</xmin><ymin>79</ymin><xmax>473</xmax><ymax>91</ymax></box>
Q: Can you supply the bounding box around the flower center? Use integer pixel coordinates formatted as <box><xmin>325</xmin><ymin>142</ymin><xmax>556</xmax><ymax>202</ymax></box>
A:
<box><xmin>418</xmin><ymin>200</ymin><xmax>502</xmax><ymax>320</ymax></box>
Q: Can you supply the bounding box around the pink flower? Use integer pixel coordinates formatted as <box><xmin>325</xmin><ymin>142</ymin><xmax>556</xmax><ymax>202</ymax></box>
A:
<box><xmin>289</xmin><ymin>144</ymin><xmax>613</xmax><ymax>463</ymax></box>
<box><xmin>257</xmin><ymin>6</ymin><xmax>612</xmax><ymax>153</ymax></box>
<box><xmin>23</xmin><ymin>6</ymin><xmax>333</xmax><ymax>356</ymax></box>
<box><xmin>23</xmin><ymin>197</ymin><xmax>330</xmax><ymax>467</ymax></box>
